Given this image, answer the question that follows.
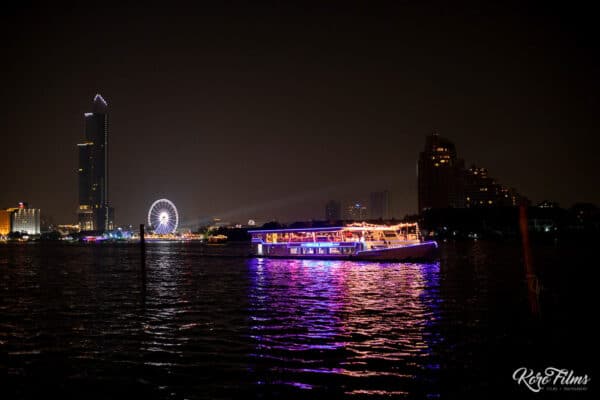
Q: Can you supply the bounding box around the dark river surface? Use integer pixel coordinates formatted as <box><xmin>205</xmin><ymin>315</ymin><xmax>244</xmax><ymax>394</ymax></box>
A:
<box><xmin>1</xmin><ymin>241</ymin><xmax>593</xmax><ymax>398</ymax></box>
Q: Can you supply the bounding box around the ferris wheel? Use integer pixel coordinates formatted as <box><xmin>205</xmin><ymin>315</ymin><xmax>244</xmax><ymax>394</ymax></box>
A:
<box><xmin>148</xmin><ymin>199</ymin><xmax>179</xmax><ymax>234</ymax></box>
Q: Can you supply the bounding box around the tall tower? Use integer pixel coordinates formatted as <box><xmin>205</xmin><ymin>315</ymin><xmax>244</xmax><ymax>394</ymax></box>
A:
<box><xmin>77</xmin><ymin>94</ymin><xmax>114</xmax><ymax>231</ymax></box>
<box><xmin>417</xmin><ymin>133</ymin><xmax>465</xmax><ymax>212</ymax></box>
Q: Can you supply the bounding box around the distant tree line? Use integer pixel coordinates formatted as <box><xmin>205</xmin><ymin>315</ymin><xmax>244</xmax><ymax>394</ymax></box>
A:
<box><xmin>419</xmin><ymin>204</ymin><xmax>599</xmax><ymax>242</ymax></box>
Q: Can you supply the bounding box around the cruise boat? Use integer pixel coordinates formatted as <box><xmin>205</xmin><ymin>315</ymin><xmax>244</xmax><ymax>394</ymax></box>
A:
<box><xmin>249</xmin><ymin>222</ymin><xmax>437</xmax><ymax>261</ymax></box>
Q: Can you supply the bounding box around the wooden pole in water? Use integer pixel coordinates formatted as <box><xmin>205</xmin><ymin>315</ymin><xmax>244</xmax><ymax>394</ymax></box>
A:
<box><xmin>140</xmin><ymin>223</ymin><xmax>146</xmax><ymax>266</ymax></box>
<box><xmin>519</xmin><ymin>204</ymin><xmax>539</xmax><ymax>316</ymax></box>
<box><xmin>139</xmin><ymin>223</ymin><xmax>146</xmax><ymax>308</ymax></box>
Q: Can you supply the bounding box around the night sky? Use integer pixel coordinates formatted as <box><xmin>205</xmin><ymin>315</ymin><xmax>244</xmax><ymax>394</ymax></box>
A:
<box><xmin>1</xmin><ymin>3</ymin><xmax>598</xmax><ymax>227</ymax></box>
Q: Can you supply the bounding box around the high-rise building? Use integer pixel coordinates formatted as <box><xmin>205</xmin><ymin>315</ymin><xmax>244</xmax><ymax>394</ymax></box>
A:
<box><xmin>418</xmin><ymin>133</ymin><xmax>526</xmax><ymax>212</ymax></box>
<box><xmin>343</xmin><ymin>200</ymin><xmax>368</xmax><ymax>221</ymax></box>
<box><xmin>464</xmin><ymin>165</ymin><xmax>526</xmax><ymax>208</ymax></box>
<box><xmin>11</xmin><ymin>202</ymin><xmax>40</xmax><ymax>235</ymax></box>
<box><xmin>464</xmin><ymin>165</ymin><xmax>496</xmax><ymax>207</ymax></box>
<box><xmin>0</xmin><ymin>210</ymin><xmax>11</xmax><ymax>235</ymax></box>
<box><xmin>77</xmin><ymin>94</ymin><xmax>114</xmax><ymax>231</ymax></box>
<box><xmin>325</xmin><ymin>200</ymin><xmax>341</xmax><ymax>221</ymax></box>
<box><xmin>418</xmin><ymin>133</ymin><xmax>465</xmax><ymax>211</ymax></box>
<box><xmin>369</xmin><ymin>190</ymin><xmax>391</xmax><ymax>220</ymax></box>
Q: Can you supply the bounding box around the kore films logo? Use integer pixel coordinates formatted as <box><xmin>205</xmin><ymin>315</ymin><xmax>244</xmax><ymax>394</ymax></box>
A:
<box><xmin>513</xmin><ymin>367</ymin><xmax>590</xmax><ymax>393</ymax></box>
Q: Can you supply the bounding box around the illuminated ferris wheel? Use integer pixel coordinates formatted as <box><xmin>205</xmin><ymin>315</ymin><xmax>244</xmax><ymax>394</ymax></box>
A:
<box><xmin>148</xmin><ymin>199</ymin><xmax>179</xmax><ymax>234</ymax></box>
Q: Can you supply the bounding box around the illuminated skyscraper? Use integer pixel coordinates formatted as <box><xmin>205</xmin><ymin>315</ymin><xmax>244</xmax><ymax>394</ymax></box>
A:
<box><xmin>418</xmin><ymin>133</ymin><xmax>465</xmax><ymax>211</ymax></box>
<box><xmin>11</xmin><ymin>202</ymin><xmax>40</xmax><ymax>235</ymax></box>
<box><xmin>77</xmin><ymin>94</ymin><xmax>114</xmax><ymax>231</ymax></box>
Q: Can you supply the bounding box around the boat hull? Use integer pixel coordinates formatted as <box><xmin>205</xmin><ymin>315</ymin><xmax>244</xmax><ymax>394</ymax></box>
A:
<box><xmin>354</xmin><ymin>241</ymin><xmax>438</xmax><ymax>261</ymax></box>
<box><xmin>254</xmin><ymin>241</ymin><xmax>438</xmax><ymax>262</ymax></box>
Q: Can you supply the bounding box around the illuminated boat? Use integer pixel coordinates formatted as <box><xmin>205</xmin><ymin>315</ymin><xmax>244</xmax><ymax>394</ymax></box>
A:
<box><xmin>249</xmin><ymin>222</ymin><xmax>438</xmax><ymax>261</ymax></box>
<box><xmin>207</xmin><ymin>234</ymin><xmax>228</xmax><ymax>244</ymax></box>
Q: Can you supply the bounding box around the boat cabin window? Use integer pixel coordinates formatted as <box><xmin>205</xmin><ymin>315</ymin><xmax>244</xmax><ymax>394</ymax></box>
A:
<box><xmin>341</xmin><ymin>247</ymin><xmax>354</xmax><ymax>254</ymax></box>
<box><xmin>397</xmin><ymin>225</ymin><xmax>419</xmax><ymax>241</ymax></box>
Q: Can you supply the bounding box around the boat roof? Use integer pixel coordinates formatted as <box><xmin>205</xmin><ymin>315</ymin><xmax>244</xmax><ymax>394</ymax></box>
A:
<box><xmin>249</xmin><ymin>222</ymin><xmax>418</xmax><ymax>234</ymax></box>
<box><xmin>249</xmin><ymin>226</ymin><xmax>344</xmax><ymax>234</ymax></box>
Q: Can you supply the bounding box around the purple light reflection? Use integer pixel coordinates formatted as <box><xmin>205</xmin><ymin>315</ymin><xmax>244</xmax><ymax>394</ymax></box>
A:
<box><xmin>246</xmin><ymin>259</ymin><xmax>443</xmax><ymax>396</ymax></box>
<box><xmin>248</xmin><ymin>258</ymin><xmax>347</xmax><ymax>352</ymax></box>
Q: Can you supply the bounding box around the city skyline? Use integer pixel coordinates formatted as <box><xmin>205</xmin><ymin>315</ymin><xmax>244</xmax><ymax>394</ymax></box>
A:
<box><xmin>1</xmin><ymin>4</ymin><xmax>598</xmax><ymax>226</ymax></box>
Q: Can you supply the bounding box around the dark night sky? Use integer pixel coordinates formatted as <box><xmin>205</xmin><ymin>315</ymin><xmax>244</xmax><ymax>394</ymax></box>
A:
<box><xmin>1</xmin><ymin>3</ymin><xmax>598</xmax><ymax>227</ymax></box>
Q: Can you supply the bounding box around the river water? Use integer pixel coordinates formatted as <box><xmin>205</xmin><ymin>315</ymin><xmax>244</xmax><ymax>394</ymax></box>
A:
<box><xmin>1</xmin><ymin>241</ymin><xmax>593</xmax><ymax>398</ymax></box>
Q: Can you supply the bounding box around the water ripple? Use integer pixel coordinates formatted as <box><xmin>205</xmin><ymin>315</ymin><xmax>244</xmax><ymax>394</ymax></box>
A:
<box><xmin>3</xmin><ymin>241</ymin><xmax>568</xmax><ymax>398</ymax></box>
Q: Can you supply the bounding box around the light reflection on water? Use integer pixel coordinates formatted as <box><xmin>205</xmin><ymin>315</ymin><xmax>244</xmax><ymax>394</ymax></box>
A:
<box><xmin>4</xmin><ymin>241</ymin><xmax>588</xmax><ymax>398</ymax></box>
<box><xmin>247</xmin><ymin>258</ymin><xmax>441</xmax><ymax>396</ymax></box>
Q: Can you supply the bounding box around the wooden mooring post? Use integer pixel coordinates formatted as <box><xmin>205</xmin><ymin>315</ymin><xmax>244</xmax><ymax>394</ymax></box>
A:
<box><xmin>140</xmin><ymin>223</ymin><xmax>146</xmax><ymax>267</ymax></box>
